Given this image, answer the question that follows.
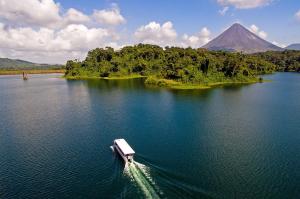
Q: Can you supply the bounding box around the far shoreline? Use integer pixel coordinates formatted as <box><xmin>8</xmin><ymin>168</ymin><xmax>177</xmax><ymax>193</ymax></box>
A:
<box><xmin>0</xmin><ymin>69</ymin><xmax>65</xmax><ymax>75</ymax></box>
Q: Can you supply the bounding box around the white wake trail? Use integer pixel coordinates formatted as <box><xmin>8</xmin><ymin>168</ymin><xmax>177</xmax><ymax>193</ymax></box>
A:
<box><xmin>124</xmin><ymin>161</ymin><xmax>162</xmax><ymax>199</ymax></box>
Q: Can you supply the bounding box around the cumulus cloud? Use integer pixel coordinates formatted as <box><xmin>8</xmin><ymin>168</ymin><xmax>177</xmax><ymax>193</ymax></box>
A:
<box><xmin>0</xmin><ymin>23</ymin><xmax>121</xmax><ymax>63</ymax></box>
<box><xmin>219</xmin><ymin>6</ymin><xmax>229</xmax><ymax>15</ymax></box>
<box><xmin>272</xmin><ymin>41</ymin><xmax>285</xmax><ymax>48</ymax></box>
<box><xmin>92</xmin><ymin>5</ymin><xmax>126</xmax><ymax>26</ymax></box>
<box><xmin>217</xmin><ymin>0</ymin><xmax>272</xmax><ymax>9</ymax></box>
<box><xmin>0</xmin><ymin>0</ymin><xmax>92</xmax><ymax>28</ymax></box>
<box><xmin>134</xmin><ymin>21</ymin><xmax>177</xmax><ymax>46</ymax></box>
<box><xmin>181</xmin><ymin>27</ymin><xmax>211</xmax><ymax>48</ymax></box>
<box><xmin>0</xmin><ymin>0</ymin><xmax>127</xmax><ymax>28</ymax></box>
<box><xmin>0</xmin><ymin>1</ymin><xmax>127</xmax><ymax>63</ymax></box>
<box><xmin>295</xmin><ymin>10</ymin><xmax>300</xmax><ymax>21</ymax></box>
<box><xmin>63</xmin><ymin>8</ymin><xmax>90</xmax><ymax>25</ymax></box>
<box><xmin>134</xmin><ymin>21</ymin><xmax>211</xmax><ymax>48</ymax></box>
<box><xmin>249</xmin><ymin>24</ymin><xmax>267</xmax><ymax>39</ymax></box>
<box><xmin>0</xmin><ymin>0</ymin><xmax>61</xmax><ymax>27</ymax></box>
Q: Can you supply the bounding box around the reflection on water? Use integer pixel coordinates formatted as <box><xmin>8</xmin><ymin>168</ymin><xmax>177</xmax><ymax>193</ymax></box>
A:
<box><xmin>68</xmin><ymin>78</ymin><xmax>146</xmax><ymax>91</ymax></box>
<box><xmin>0</xmin><ymin>73</ymin><xmax>300</xmax><ymax>199</ymax></box>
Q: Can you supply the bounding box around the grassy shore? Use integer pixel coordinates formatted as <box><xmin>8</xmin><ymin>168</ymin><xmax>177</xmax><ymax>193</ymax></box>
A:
<box><xmin>65</xmin><ymin>74</ymin><xmax>146</xmax><ymax>80</ymax></box>
<box><xmin>145</xmin><ymin>76</ymin><xmax>262</xmax><ymax>90</ymax></box>
<box><xmin>0</xmin><ymin>69</ymin><xmax>65</xmax><ymax>75</ymax></box>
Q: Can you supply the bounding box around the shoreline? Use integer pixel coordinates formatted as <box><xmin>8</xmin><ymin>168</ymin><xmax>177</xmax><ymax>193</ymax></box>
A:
<box><xmin>65</xmin><ymin>74</ymin><xmax>146</xmax><ymax>80</ymax></box>
<box><xmin>144</xmin><ymin>76</ymin><xmax>264</xmax><ymax>89</ymax></box>
<box><xmin>169</xmin><ymin>81</ymin><xmax>261</xmax><ymax>89</ymax></box>
<box><xmin>147</xmin><ymin>80</ymin><xmax>261</xmax><ymax>90</ymax></box>
<box><xmin>65</xmin><ymin>74</ymin><xmax>264</xmax><ymax>90</ymax></box>
<box><xmin>0</xmin><ymin>69</ymin><xmax>65</xmax><ymax>75</ymax></box>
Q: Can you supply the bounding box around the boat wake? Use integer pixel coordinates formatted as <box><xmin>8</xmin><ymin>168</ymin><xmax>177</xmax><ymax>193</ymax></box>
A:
<box><xmin>110</xmin><ymin>145</ymin><xmax>115</xmax><ymax>152</ymax></box>
<box><xmin>124</xmin><ymin>161</ymin><xmax>163</xmax><ymax>199</ymax></box>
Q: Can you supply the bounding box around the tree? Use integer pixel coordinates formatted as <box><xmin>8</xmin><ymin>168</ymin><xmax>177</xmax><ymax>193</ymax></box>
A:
<box><xmin>200</xmin><ymin>59</ymin><xmax>209</xmax><ymax>75</ymax></box>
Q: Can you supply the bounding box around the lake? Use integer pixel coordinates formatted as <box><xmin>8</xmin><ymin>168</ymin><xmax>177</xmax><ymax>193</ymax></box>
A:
<box><xmin>0</xmin><ymin>73</ymin><xmax>299</xmax><ymax>199</ymax></box>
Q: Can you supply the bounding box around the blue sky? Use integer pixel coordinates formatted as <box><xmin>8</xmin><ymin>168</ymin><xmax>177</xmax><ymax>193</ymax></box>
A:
<box><xmin>59</xmin><ymin>0</ymin><xmax>300</xmax><ymax>43</ymax></box>
<box><xmin>0</xmin><ymin>0</ymin><xmax>299</xmax><ymax>63</ymax></box>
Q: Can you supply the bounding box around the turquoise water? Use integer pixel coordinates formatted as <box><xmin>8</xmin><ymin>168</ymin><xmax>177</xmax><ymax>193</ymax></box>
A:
<box><xmin>0</xmin><ymin>73</ymin><xmax>299</xmax><ymax>199</ymax></box>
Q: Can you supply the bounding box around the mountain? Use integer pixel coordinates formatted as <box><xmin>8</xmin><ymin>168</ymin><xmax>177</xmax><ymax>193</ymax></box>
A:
<box><xmin>202</xmin><ymin>23</ymin><xmax>283</xmax><ymax>53</ymax></box>
<box><xmin>0</xmin><ymin>58</ymin><xmax>61</xmax><ymax>69</ymax></box>
<box><xmin>285</xmin><ymin>44</ymin><xmax>300</xmax><ymax>50</ymax></box>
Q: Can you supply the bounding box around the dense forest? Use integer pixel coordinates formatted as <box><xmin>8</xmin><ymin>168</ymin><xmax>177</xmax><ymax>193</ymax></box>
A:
<box><xmin>254</xmin><ymin>50</ymin><xmax>300</xmax><ymax>72</ymax></box>
<box><xmin>65</xmin><ymin>44</ymin><xmax>300</xmax><ymax>88</ymax></box>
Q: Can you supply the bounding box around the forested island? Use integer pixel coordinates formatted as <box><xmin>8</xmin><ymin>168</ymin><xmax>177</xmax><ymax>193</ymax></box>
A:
<box><xmin>65</xmin><ymin>44</ymin><xmax>300</xmax><ymax>89</ymax></box>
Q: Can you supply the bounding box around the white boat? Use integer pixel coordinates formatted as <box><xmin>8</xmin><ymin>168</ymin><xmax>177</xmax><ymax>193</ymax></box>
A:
<box><xmin>113</xmin><ymin>139</ymin><xmax>135</xmax><ymax>163</ymax></box>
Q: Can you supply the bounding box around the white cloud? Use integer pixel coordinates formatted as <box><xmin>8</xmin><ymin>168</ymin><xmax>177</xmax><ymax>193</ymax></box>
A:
<box><xmin>0</xmin><ymin>23</ymin><xmax>120</xmax><ymax>63</ymax></box>
<box><xmin>249</xmin><ymin>24</ymin><xmax>268</xmax><ymax>39</ymax></box>
<box><xmin>92</xmin><ymin>5</ymin><xmax>126</xmax><ymax>26</ymax></box>
<box><xmin>272</xmin><ymin>41</ymin><xmax>285</xmax><ymax>48</ymax></box>
<box><xmin>0</xmin><ymin>0</ymin><xmax>128</xmax><ymax>28</ymax></box>
<box><xmin>295</xmin><ymin>10</ymin><xmax>300</xmax><ymax>21</ymax></box>
<box><xmin>0</xmin><ymin>1</ymin><xmax>127</xmax><ymax>63</ymax></box>
<box><xmin>219</xmin><ymin>6</ymin><xmax>229</xmax><ymax>15</ymax></box>
<box><xmin>181</xmin><ymin>27</ymin><xmax>211</xmax><ymax>48</ymax></box>
<box><xmin>0</xmin><ymin>0</ymin><xmax>92</xmax><ymax>28</ymax></box>
<box><xmin>63</xmin><ymin>8</ymin><xmax>90</xmax><ymax>25</ymax></box>
<box><xmin>134</xmin><ymin>21</ymin><xmax>177</xmax><ymax>46</ymax></box>
<box><xmin>0</xmin><ymin>0</ymin><xmax>61</xmax><ymax>27</ymax></box>
<box><xmin>134</xmin><ymin>21</ymin><xmax>212</xmax><ymax>48</ymax></box>
<box><xmin>0</xmin><ymin>23</ymin><xmax>114</xmax><ymax>52</ymax></box>
<box><xmin>217</xmin><ymin>0</ymin><xmax>272</xmax><ymax>9</ymax></box>
<box><xmin>258</xmin><ymin>31</ymin><xmax>267</xmax><ymax>39</ymax></box>
<box><xmin>250</xmin><ymin>24</ymin><xmax>259</xmax><ymax>33</ymax></box>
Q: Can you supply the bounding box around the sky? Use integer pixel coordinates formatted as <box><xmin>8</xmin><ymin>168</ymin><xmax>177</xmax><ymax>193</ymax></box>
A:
<box><xmin>0</xmin><ymin>0</ymin><xmax>299</xmax><ymax>64</ymax></box>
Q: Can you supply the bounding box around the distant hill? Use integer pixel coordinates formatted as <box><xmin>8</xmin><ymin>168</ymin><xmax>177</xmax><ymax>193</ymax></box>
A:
<box><xmin>285</xmin><ymin>44</ymin><xmax>300</xmax><ymax>50</ymax></box>
<box><xmin>0</xmin><ymin>58</ymin><xmax>62</xmax><ymax>69</ymax></box>
<box><xmin>203</xmin><ymin>23</ymin><xmax>283</xmax><ymax>53</ymax></box>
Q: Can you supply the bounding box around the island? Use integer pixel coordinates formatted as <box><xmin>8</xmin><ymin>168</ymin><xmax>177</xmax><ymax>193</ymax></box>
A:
<box><xmin>65</xmin><ymin>44</ymin><xmax>300</xmax><ymax>89</ymax></box>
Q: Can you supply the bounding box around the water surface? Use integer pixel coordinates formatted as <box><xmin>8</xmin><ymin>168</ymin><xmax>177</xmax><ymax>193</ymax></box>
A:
<box><xmin>0</xmin><ymin>73</ymin><xmax>299</xmax><ymax>199</ymax></box>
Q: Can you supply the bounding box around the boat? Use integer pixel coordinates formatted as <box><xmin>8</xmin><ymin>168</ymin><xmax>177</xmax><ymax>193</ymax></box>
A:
<box><xmin>22</xmin><ymin>72</ymin><xmax>28</xmax><ymax>80</ymax></box>
<box><xmin>113</xmin><ymin>139</ymin><xmax>135</xmax><ymax>163</ymax></box>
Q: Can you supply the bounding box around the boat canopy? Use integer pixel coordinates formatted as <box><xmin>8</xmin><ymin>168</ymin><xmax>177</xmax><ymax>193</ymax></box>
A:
<box><xmin>115</xmin><ymin>139</ymin><xmax>135</xmax><ymax>155</ymax></box>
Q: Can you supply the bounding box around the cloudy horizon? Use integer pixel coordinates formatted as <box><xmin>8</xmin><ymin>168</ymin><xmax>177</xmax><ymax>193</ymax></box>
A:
<box><xmin>0</xmin><ymin>0</ymin><xmax>299</xmax><ymax>64</ymax></box>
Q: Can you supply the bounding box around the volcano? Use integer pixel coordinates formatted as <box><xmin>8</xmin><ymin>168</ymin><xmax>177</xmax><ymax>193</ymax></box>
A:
<box><xmin>202</xmin><ymin>23</ymin><xmax>283</xmax><ymax>53</ymax></box>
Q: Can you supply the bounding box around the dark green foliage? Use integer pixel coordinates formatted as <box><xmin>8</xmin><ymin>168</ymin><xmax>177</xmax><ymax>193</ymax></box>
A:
<box><xmin>200</xmin><ymin>59</ymin><xmax>209</xmax><ymax>75</ymax></box>
<box><xmin>65</xmin><ymin>59</ymin><xmax>82</xmax><ymax>76</ymax></box>
<box><xmin>65</xmin><ymin>44</ymin><xmax>300</xmax><ymax>84</ymax></box>
<box><xmin>254</xmin><ymin>50</ymin><xmax>300</xmax><ymax>72</ymax></box>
